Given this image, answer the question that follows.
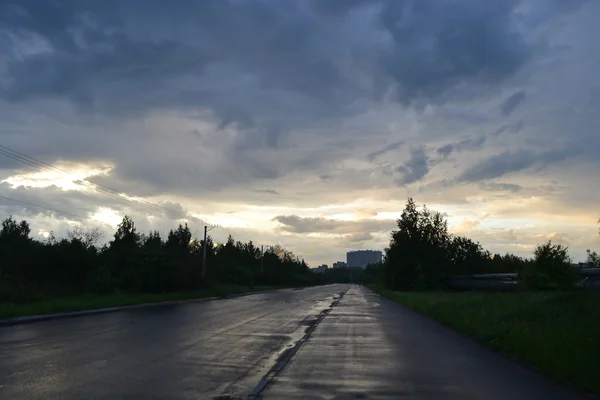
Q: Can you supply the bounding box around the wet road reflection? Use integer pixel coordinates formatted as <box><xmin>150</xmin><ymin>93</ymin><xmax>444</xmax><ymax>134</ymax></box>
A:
<box><xmin>260</xmin><ymin>286</ymin><xmax>586</xmax><ymax>400</ymax></box>
<box><xmin>0</xmin><ymin>285</ymin><xmax>348</xmax><ymax>399</ymax></box>
<box><xmin>0</xmin><ymin>285</ymin><xmax>586</xmax><ymax>399</ymax></box>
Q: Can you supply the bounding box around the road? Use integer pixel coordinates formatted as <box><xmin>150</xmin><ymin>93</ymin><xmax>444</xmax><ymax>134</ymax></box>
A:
<box><xmin>0</xmin><ymin>285</ymin><xmax>586</xmax><ymax>399</ymax></box>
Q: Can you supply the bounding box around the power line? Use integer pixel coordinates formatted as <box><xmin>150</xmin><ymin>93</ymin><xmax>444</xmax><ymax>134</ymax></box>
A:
<box><xmin>0</xmin><ymin>145</ymin><xmax>186</xmax><ymax>218</ymax></box>
<box><xmin>0</xmin><ymin>194</ymin><xmax>87</xmax><ymax>220</ymax></box>
<box><xmin>0</xmin><ymin>144</ymin><xmax>184</xmax><ymax>218</ymax></box>
<box><xmin>0</xmin><ymin>144</ymin><xmax>189</xmax><ymax>220</ymax></box>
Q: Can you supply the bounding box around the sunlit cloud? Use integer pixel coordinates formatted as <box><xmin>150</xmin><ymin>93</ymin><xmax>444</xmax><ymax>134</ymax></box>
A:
<box><xmin>3</xmin><ymin>162</ymin><xmax>113</xmax><ymax>191</ymax></box>
<box><xmin>453</xmin><ymin>219</ymin><xmax>481</xmax><ymax>234</ymax></box>
<box><xmin>90</xmin><ymin>208</ymin><xmax>122</xmax><ymax>228</ymax></box>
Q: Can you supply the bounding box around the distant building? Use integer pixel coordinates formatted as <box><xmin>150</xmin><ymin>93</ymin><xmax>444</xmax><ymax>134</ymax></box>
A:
<box><xmin>311</xmin><ymin>264</ymin><xmax>329</xmax><ymax>273</ymax></box>
<box><xmin>333</xmin><ymin>261</ymin><xmax>347</xmax><ymax>269</ymax></box>
<box><xmin>346</xmin><ymin>250</ymin><xmax>382</xmax><ymax>269</ymax></box>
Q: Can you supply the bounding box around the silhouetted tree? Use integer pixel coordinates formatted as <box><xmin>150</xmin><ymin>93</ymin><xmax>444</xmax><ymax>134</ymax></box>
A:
<box><xmin>382</xmin><ymin>198</ymin><xmax>532</xmax><ymax>290</ymax></box>
<box><xmin>167</xmin><ymin>223</ymin><xmax>192</xmax><ymax>252</ymax></box>
<box><xmin>0</xmin><ymin>214</ymin><xmax>314</xmax><ymax>302</ymax></box>
<box><xmin>66</xmin><ymin>225</ymin><xmax>103</xmax><ymax>249</ymax></box>
<box><xmin>520</xmin><ymin>240</ymin><xmax>578</xmax><ymax>291</ymax></box>
<box><xmin>1</xmin><ymin>216</ymin><xmax>31</xmax><ymax>241</ymax></box>
<box><xmin>588</xmin><ymin>251</ymin><xmax>599</xmax><ymax>267</ymax></box>
<box><xmin>383</xmin><ymin>198</ymin><xmax>453</xmax><ymax>289</ymax></box>
<box><xmin>106</xmin><ymin>215</ymin><xmax>142</xmax><ymax>290</ymax></box>
<box><xmin>448</xmin><ymin>236</ymin><xmax>490</xmax><ymax>275</ymax></box>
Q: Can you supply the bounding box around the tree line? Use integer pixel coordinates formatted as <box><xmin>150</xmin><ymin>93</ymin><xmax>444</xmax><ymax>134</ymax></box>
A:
<box><xmin>0</xmin><ymin>215</ymin><xmax>314</xmax><ymax>303</ymax></box>
<box><xmin>378</xmin><ymin>198</ymin><xmax>596</xmax><ymax>291</ymax></box>
<box><xmin>2</xmin><ymin>199</ymin><xmax>597</xmax><ymax>302</ymax></box>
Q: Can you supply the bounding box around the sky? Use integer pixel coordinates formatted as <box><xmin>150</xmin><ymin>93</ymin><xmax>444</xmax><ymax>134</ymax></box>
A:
<box><xmin>0</xmin><ymin>0</ymin><xmax>599</xmax><ymax>266</ymax></box>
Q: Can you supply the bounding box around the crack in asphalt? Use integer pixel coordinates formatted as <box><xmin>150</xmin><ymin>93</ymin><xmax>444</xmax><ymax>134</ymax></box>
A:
<box><xmin>244</xmin><ymin>287</ymin><xmax>350</xmax><ymax>400</ymax></box>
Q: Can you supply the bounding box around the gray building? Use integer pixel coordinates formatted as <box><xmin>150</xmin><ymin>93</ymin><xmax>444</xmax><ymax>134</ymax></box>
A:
<box><xmin>346</xmin><ymin>250</ymin><xmax>382</xmax><ymax>269</ymax></box>
<box><xmin>311</xmin><ymin>264</ymin><xmax>329</xmax><ymax>273</ymax></box>
<box><xmin>333</xmin><ymin>261</ymin><xmax>347</xmax><ymax>269</ymax></box>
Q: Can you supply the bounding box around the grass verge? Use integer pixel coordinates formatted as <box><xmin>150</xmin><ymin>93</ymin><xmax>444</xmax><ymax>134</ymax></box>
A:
<box><xmin>0</xmin><ymin>285</ymin><xmax>284</xmax><ymax>319</ymax></box>
<box><xmin>369</xmin><ymin>285</ymin><xmax>600</xmax><ymax>397</ymax></box>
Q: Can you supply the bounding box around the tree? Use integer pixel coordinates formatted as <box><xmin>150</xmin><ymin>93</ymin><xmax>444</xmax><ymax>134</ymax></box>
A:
<box><xmin>113</xmin><ymin>215</ymin><xmax>140</xmax><ymax>244</ymax></box>
<box><xmin>383</xmin><ymin>198</ymin><xmax>420</xmax><ymax>289</ymax></box>
<box><xmin>50</xmin><ymin>237</ymin><xmax>98</xmax><ymax>293</ymax></box>
<box><xmin>66</xmin><ymin>225</ymin><xmax>103</xmax><ymax>249</ymax></box>
<box><xmin>0</xmin><ymin>216</ymin><xmax>31</xmax><ymax>242</ymax></box>
<box><xmin>382</xmin><ymin>198</ymin><xmax>527</xmax><ymax>290</ymax></box>
<box><xmin>521</xmin><ymin>240</ymin><xmax>577</xmax><ymax>290</ymax></box>
<box><xmin>166</xmin><ymin>223</ymin><xmax>192</xmax><ymax>252</ymax></box>
<box><xmin>448</xmin><ymin>236</ymin><xmax>489</xmax><ymax>275</ymax></box>
<box><xmin>0</xmin><ymin>216</ymin><xmax>34</xmax><ymax>288</ymax></box>
<box><xmin>588</xmin><ymin>250</ymin><xmax>599</xmax><ymax>267</ymax></box>
<box><xmin>383</xmin><ymin>198</ymin><xmax>453</xmax><ymax>290</ymax></box>
<box><xmin>166</xmin><ymin>223</ymin><xmax>198</xmax><ymax>289</ymax></box>
<box><xmin>107</xmin><ymin>216</ymin><xmax>142</xmax><ymax>291</ymax></box>
<box><xmin>0</xmin><ymin>213</ymin><xmax>315</xmax><ymax>300</ymax></box>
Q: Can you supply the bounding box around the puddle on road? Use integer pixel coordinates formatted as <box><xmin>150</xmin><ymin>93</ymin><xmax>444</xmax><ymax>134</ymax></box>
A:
<box><xmin>213</xmin><ymin>288</ymin><xmax>351</xmax><ymax>400</ymax></box>
<box><xmin>254</xmin><ymin>288</ymin><xmax>350</xmax><ymax>389</ymax></box>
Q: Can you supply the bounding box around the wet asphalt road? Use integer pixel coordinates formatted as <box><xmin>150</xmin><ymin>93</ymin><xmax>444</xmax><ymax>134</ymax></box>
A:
<box><xmin>0</xmin><ymin>285</ymin><xmax>586</xmax><ymax>399</ymax></box>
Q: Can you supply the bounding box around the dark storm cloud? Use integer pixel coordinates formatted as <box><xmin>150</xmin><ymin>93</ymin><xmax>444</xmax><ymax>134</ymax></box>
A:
<box><xmin>460</xmin><ymin>135</ymin><xmax>487</xmax><ymax>150</ymax></box>
<box><xmin>479</xmin><ymin>182</ymin><xmax>523</xmax><ymax>193</ymax></box>
<box><xmin>525</xmin><ymin>0</ymin><xmax>591</xmax><ymax>25</ymax></box>
<box><xmin>341</xmin><ymin>232</ymin><xmax>374</xmax><ymax>243</ymax></box>
<box><xmin>436</xmin><ymin>143</ymin><xmax>455</xmax><ymax>157</ymax></box>
<box><xmin>1</xmin><ymin>0</ymin><xmax>542</xmax><ymax>123</ymax></box>
<box><xmin>274</xmin><ymin>215</ymin><xmax>342</xmax><ymax>233</ymax></box>
<box><xmin>273</xmin><ymin>214</ymin><xmax>395</xmax><ymax>235</ymax></box>
<box><xmin>458</xmin><ymin>149</ymin><xmax>537</xmax><ymax>182</ymax></box>
<box><xmin>437</xmin><ymin>135</ymin><xmax>486</xmax><ymax>157</ymax></box>
<box><xmin>380</xmin><ymin>0</ymin><xmax>530</xmax><ymax>105</ymax></box>
<box><xmin>0</xmin><ymin>0</ymin><xmax>589</xmax><ymax>201</ymax></box>
<box><xmin>366</xmin><ymin>140</ymin><xmax>404</xmax><ymax>162</ymax></box>
<box><xmin>493</xmin><ymin>121</ymin><xmax>524</xmax><ymax>136</ymax></box>
<box><xmin>457</xmin><ymin>144</ymin><xmax>575</xmax><ymax>182</ymax></box>
<box><xmin>254</xmin><ymin>189</ymin><xmax>280</xmax><ymax>195</ymax></box>
<box><xmin>0</xmin><ymin>0</ymin><xmax>357</xmax><ymax>126</ymax></box>
<box><xmin>590</xmin><ymin>87</ymin><xmax>600</xmax><ymax>106</ymax></box>
<box><xmin>310</xmin><ymin>0</ymin><xmax>375</xmax><ymax>17</ymax></box>
<box><xmin>459</xmin><ymin>109</ymin><xmax>600</xmax><ymax>182</ymax></box>
<box><xmin>395</xmin><ymin>146</ymin><xmax>430</xmax><ymax>185</ymax></box>
<box><xmin>500</xmin><ymin>90</ymin><xmax>526</xmax><ymax>116</ymax></box>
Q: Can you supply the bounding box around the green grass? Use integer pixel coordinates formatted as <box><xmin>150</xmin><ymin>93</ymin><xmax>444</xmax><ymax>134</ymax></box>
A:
<box><xmin>0</xmin><ymin>285</ymin><xmax>283</xmax><ymax>319</ymax></box>
<box><xmin>369</xmin><ymin>285</ymin><xmax>600</xmax><ymax>396</ymax></box>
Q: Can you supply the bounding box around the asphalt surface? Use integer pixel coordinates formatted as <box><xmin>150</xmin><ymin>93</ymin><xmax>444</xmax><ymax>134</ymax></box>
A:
<box><xmin>0</xmin><ymin>285</ymin><xmax>587</xmax><ymax>400</ymax></box>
